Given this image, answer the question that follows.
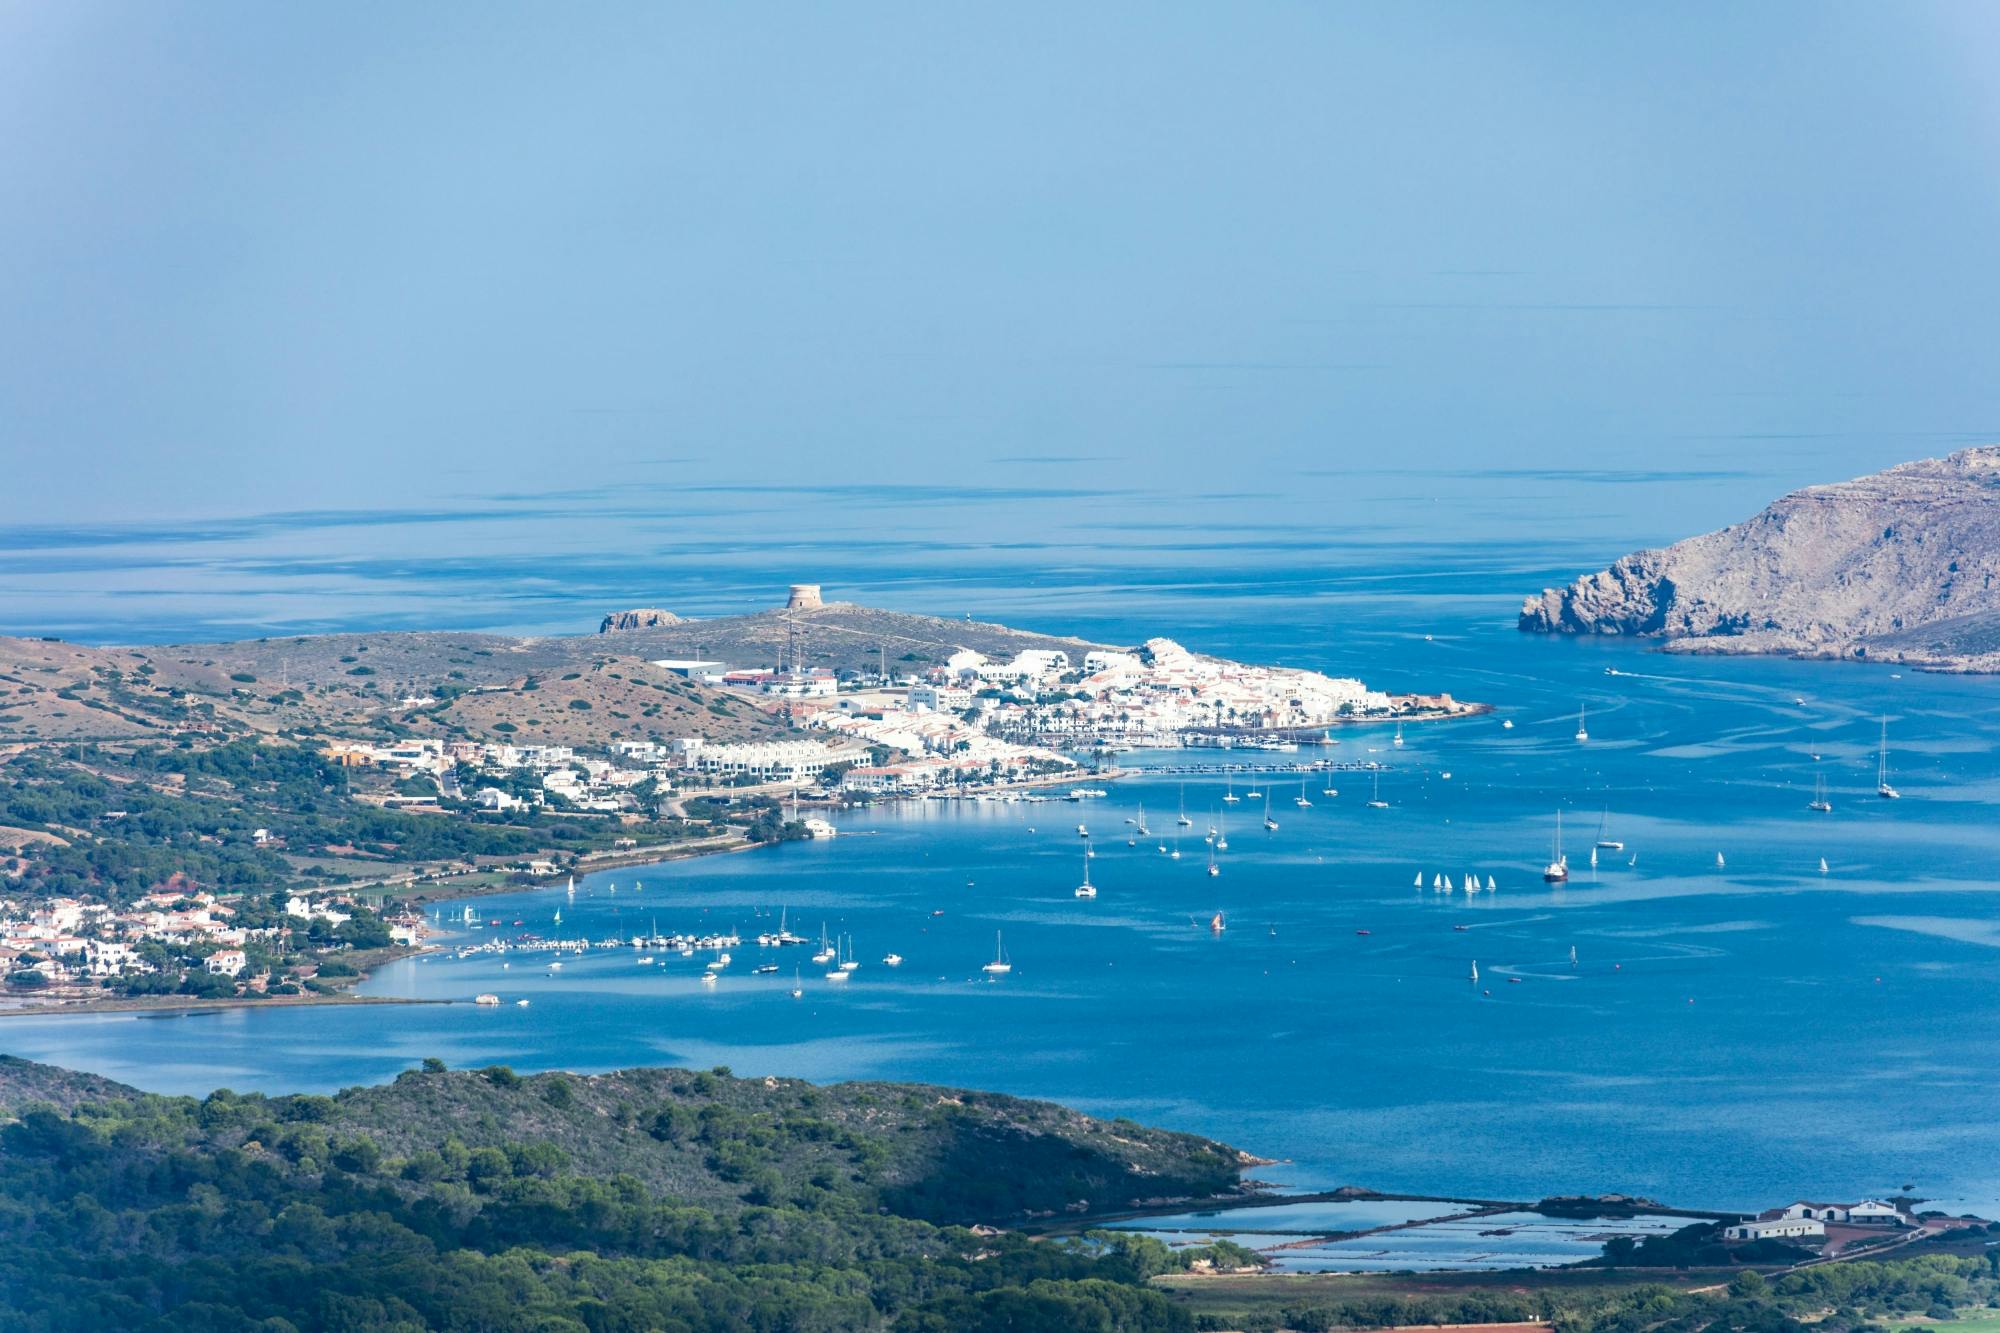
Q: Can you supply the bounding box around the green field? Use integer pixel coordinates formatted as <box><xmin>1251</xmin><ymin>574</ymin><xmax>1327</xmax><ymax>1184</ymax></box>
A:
<box><xmin>1884</xmin><ymin>1315</ymin><xmax>2000</xmax><ymax>1333</ymax></box>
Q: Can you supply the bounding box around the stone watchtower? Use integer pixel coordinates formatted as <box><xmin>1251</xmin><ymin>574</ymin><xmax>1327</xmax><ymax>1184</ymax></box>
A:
<box><xmin>786</xmin><ymin>584</ymin><xmax>823</xmax><ymax>611</ymax></box>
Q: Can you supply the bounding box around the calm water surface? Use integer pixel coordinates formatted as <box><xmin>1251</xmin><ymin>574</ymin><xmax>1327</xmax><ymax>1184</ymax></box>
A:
<box><xmin>8</xmin><ymin>599</ymin><xmax>2000</xmax><ymax>1215</ymax></box>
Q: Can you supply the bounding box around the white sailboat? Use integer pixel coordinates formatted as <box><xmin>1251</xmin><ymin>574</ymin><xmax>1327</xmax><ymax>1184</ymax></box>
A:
<box><xmin>1177</xmin><ymin>785</ymin><xmax>1193</xmax><ymax>827</ymax></box>
<box><xmin>1263</xmin><ymin>793</ymin><xmax>1279</xmax><ymax>831</ymax></box>
<box><xmin>1469</xmin><ymin>960</ymin><xmax>1479</xmax><ymax>984</ymax></box>
<box><xmin>1542</xmin><ymin>810</ymin><xmax>1570</xmax><ymax>883</ymax></box>
<box><xmin>1818</xmin><ymin>856</ymin><xmax>1829</xmax><ymax>874</ymax></box>
<box><xmin>1075</xmin><ymin>850</ymin><xmax>1097</xmax><ymax>899</ymax></box>
<box><xmin>1485</xmin><ymin>875</ymin><xmax>1496</xmax><ymax>892</ymax></box>
<box><xmin>1568</xmin><ymin>944</ymin><xmax>1577</xmax><ymax>968</ymax></box>
<box><xmin>1136</xmin><ymin>802</ymin><xmax>1149</xmax><ymax>836</ymax></box>
<box><xmin>1207</xmin><ymin>841</ymin><xmax>1220</xmax><ymax>876</ymax></box>
<box><xmin>1365</xmin><ymin>769</ymin><xmax>1388</xmax><ymax>809</ymax></box>
<box><xmin>1715</xmin><ymin>851</ymin><xmax>1726</xmax><ymax>870</ymax></box>
<box><xmin>1594</xmin><ymin>810</ymin><xmax>1623</xmax><ymax>850</ymax></box>
<box><xmin>1877</xmin><ymin>717</ymin><xmax>1901</xmax><ymax>799</ymax></box>
<box><xmin>1413</xmin><ymin>871</ymin><xmax>1424</xmax><ymax>888</ymax></box>
<box><xmin>1295</xmin><ymin>777</ymin><xmax>1312</xmax><ymax>808</ymax></box>
<box><xmin>1222</xmin><ymin>775</ymin><xmax>1239</xmax><ymax>804</ymax></box>
<box><xmin>790</xmin><ymin>968</ymin><xmax>803</xmax><ymax>999</ymax></box>
<box><xmin>1392</xmin><ymin>720</ymin><xmax>1405</xmax><ymax>748</ymax></box>
<box><xmin>981</xmin><ymin>931</ymin><xmax>1012</xmax><ymax>975</ymax></box>
<box><xmin>1809</xmin><ymin>768</ymin><xmax>1832</xmax><ymax>813</ymax></box>
<box><xmin>1215</xmin><ymin>809</ymin><xmax>1229</xmax><ymax>851</ymax></box>
<box><xmin>1574</xmin><ymin>704</ymin><xmax>1589</xmax><ymax>743</ymax></box>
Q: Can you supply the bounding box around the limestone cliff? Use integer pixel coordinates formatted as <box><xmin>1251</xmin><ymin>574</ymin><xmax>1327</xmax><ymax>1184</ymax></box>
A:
<box><xmin>599</xmin><ymin>608</ymin><xmax>683</xmax><ymax>633</ymax></box>
<box><xmin>1520</xmin><ymin>447</ymin><xmax>2000</xmax><ymax>671</ymax></box>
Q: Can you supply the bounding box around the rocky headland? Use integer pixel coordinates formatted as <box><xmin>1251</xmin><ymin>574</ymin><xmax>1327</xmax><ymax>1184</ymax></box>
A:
<box><xmin>1520</xmin><ymin>446</ymin><xmax>2000</xmax><ymax>672</ymax></box>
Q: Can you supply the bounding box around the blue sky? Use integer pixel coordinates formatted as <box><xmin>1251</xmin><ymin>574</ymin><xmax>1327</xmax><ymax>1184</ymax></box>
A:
<box><xmin>3</xmin><ymin>3</ymin><xmax>1999</xmax><ymax>635</ymax></box>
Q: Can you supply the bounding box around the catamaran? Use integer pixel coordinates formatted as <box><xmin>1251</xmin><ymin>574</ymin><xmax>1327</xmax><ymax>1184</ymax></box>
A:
<box><xmin>1075</xmin><ymin>850</ymin><xmax>1097</xmax><ymax>898</ymax></box>
<box><xmin>1542</xmin><ymin>810</ymin><xmax>1570</xmax><ymax>883</ymax></box>
<box><xmin>981</xmin><ymin>931</ymin><xmax>1012</xmax><ymax>975</ymax></box>
<box><xmin>1877</xmin><ymin>717</ymin><xmax>1901</xmax><ymax>798</ymax></box>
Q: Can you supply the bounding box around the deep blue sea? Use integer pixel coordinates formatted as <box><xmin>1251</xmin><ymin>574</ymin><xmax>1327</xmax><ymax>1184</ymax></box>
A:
<box><xmin>8</xmin><ymin>567</ymin><xmax>1999</xmax><ymax>1217</ymax></box>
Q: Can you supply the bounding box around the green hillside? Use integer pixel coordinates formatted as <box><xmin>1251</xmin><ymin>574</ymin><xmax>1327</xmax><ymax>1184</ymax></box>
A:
<box><xmin>0</xmin><ymin>1056</ymin><xmax>1252</xmax><ymax>1331</ymax></box>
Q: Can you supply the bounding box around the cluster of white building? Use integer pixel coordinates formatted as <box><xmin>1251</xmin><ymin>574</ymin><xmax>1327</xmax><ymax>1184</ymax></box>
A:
<box><xmin>1723</xmin><ymin>1199</ymin><xmax>1912</xmax><ymax>1242</ymax></box>
<box><xmin>0</xmin><ymin>890</ymin><xmax>420</xmax><ymax>988</ymax></box>
<box><xmin>938</xmin><ymin>638</ymin><xmax>1397</xmax><ymax>746</ymax></box>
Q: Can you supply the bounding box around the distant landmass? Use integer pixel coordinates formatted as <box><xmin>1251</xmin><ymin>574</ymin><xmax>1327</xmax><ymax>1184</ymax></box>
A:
<box><xmin>1520</xmin><ymin>447</ymin><xmax>2000</xmax><ymax>671</ymax></box>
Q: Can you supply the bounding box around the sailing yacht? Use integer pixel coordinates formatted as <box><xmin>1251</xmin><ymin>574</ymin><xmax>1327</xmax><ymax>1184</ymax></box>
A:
<box><xmin>1818</xmin><ymin>857</ymin><xmax>1829</xmax><ymax>874</ymax></box>
<box><xmin>1209</xmin><ymin>912</ymin><xmax>1226</xmax><ymax>933</ymax></box>
<box><xmin>1207</xmin><ymin>843</ymin><xmax>1220</xmax><ymax>876</ymax></box>
<box><xmin>1262</xmin><ymin>793</ymin><xmax>1279</xmax><ymax>831</ymax></box>
<box><xmin>1413</xmin><ymin>872</ymin><xmax>1424</xmax><ymax>888</ymax></box>
<box><xmin>1469</xmin><ymin>960</ymin><xmax>1479</xmax><ymax>984</ymax></box>
<box><xmin>981</xmin><ymin>932</ymin><xmax>1012</xmax><ymax>975</ymax></box>
<box><xmin>1216</xmin><ymin>809</ymin><xmax>1229</xmax><ymax>851</ymax></box>
<box><xmin>1876</xmin><ymin>718</ymin><xmax>1901</xmax><ymax>798</ymax></box>
<box><xmin>1222</xmin><ymin>775</ymin><xmax>1239</xmax><ymax>804</ymax></box>
<box><xmin>1365</xmin><ymin>770</ymin><xmax>1388</xmax><ymax>809</ymax></box>
<box><xmin>790</xmin><ymin>968</ymin><xmax>803</xmax><ymax>998</ymax></box>
<box><xmin>1568</xmin><ymin>944</ymin><xmax>1577</xmax><ymax>968</ymax></box>
<box><xmin>1075</xmin><ymin>851</ymin><xmax>1097</xmax><ymax>898</ymax></box>
<box><xmin>1542</xmin><ymin>811</ymin><xmax>1570</xmax><ymax>883</ymax></box>
<box><xmin>1136</xmin><ymin>803</ymin><xmax>1149</xmax><ymax>836</ymax></box>
<box><xmin>1177</xmin><ymin>786</ymin><xmax>1193</xmax><ymax>827</ymax></box>
<box><xmin>1392</xmin><ymin>721</ymin><xmax>1405</xmax><ymax>748</ymax></box>
<box><xmin>1574</xmin><ymin>704</ymin><xmax>1589</xmax><ymax>743</ymax></box>
<box><xmin>1715</xmin><ymin>852</ymin><xmax>1726</xmax><ymax>870</ymax></box>
<box><xmin>1808</xmin><ymin>768</ymin><xmax>1832</xmax><ymax>813</ymax></box>
<box><xmin>1485</xmin><ymin>875</ymin><xmax>1496</xmax><ymax>892</ymax></box>
<box><xmin>1594</xmin><ymin>810</ymin><xmax>1623</xmax><ymax>850</ymax></box>
<box><xmin>1588</xmin><ymin>846</ymin><xmax>1598</xmax><ymax>869</ymax></box>
<box><xmin>1295</xmin><ymin>777</ymin><xmax>1312</xmax><ymax>809</ymax></box>
<box><xmin>565</xmin><ymin>875</ymin><xmax>575</xmax><ymax>899</ymax></box>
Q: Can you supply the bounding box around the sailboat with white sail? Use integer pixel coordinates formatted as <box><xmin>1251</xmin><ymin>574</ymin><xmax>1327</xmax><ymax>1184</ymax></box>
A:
<box><xmin>1574</xmin><ymin>704</ymin><xmax>1589</xmax><ymax>743</ymax></box>
<box><xmin>1075</xmin><ymin>850</ymin><xmax>1096</xmax><ymax>899</ymax></box>
<box><xmin>1809</xmin><ymin>767</ymin><xmax>1832</xmax><ymax>813</ymax></box>
<box><xmin>1177</xmin><ymin>785</ymin><xmax>1193</xmax><ymax>827</ymax></box>
<box><xmin>1594</xmin><ymin>809</ymin><xmax>1623</xmax><ymax>850</ymax></box>
<box><xmin>1877</xmin><ymin>717</ymin><xmax>1901</xmax><ymax>799</ymax></box>
<box><xmin>1542</xmin><ymin>810</ymin><xmax>1570</xmax><ymax>883</ymax></box>
<box><xmin>1262</xmin><ymin>793</ymin><xmax>1279</xmax><ymax>831</ymax></box>
<box><xmin>1295</xmin><ymin>777</ymin><xmax>1312</xmax><ymax>809</ymax></box>
<box><xmin>1365</xmin><ymin>769</ymin><xmax>1388</xmax><ymax>809</ymax></box>
<box><xmin>981</xmin><ymin>931</ymin><xmax>1012</xmax><ymax>975</ymax></box>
